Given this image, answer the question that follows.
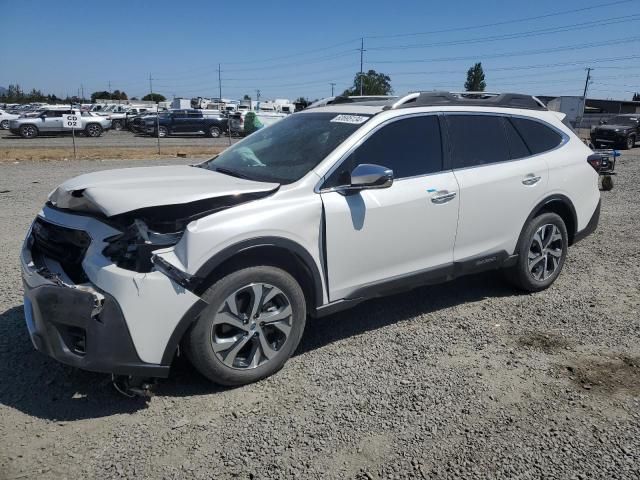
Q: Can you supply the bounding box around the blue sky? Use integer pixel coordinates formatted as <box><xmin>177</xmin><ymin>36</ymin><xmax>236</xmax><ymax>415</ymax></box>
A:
<box><xmin>1</xmin><ymin>0</ymin><xmax>638</xmax><ymax>101</ymax></box>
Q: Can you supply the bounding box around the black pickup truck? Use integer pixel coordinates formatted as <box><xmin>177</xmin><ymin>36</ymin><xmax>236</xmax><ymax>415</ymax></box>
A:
<box><xmin>590</xmin><ymin>114</ymin><xmax>639</xmax><ymax>150</ymax></box>
<box><xmin>144</xmin><ymin>109</ymin><xmax>228</xmax><ymax>138</ymax></box>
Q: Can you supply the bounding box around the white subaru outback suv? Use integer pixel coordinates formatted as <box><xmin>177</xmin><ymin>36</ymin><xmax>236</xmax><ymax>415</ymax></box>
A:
<box><xmin>21</xmin><ymin>92</ymin><xmax>601</xmax><ymax>391</ymax></box>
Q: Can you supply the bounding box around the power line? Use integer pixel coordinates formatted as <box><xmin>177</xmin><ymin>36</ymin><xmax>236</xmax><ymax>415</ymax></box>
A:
<box><xmin>370</xmin><ymin>36</ymin><xmax>640</xmax><ymax>64</ymax></box>
<box><xmin>366</xmin><ymin>14</ymin><xmax>640</xmax><ymax>51</ymax></box>
<box><xmin>363</xmin><ymin>0</ymin><xmax>635</xmax><ymax>39</ymax></box>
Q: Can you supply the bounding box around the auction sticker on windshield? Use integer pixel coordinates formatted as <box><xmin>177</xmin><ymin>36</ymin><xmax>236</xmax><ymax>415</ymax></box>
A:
<box><xmin>330</xmin><ymin>114</ymin><xmax>369</xmax><ymax>124</ymax></box>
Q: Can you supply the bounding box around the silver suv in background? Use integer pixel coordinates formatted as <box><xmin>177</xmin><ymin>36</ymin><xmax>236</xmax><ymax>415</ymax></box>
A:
<box><xmin>9</xmin><ymin>109</ymin><xmax>111</xmax><ymax>138</ymax></box>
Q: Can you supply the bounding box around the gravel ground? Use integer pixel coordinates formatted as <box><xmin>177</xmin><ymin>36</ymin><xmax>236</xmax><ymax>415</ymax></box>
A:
<box><xmin>1</xmin><ymin>152</ymin><xmax>639</xmax><ymax>480</ymax></box>
<box><xmin>0</xmin><ymin>129</ymin><xmax>236</xmax><ymax>148</ymax></box>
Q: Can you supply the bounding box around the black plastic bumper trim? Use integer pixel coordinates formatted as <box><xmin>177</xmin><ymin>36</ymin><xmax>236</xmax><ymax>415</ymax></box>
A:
<box><xmin>573</xmin><ymin>199</ymin><xmax>601</xmax><ymax>244</ymax></box>
<box><xmin>23</xmin><ymin>283</ymin><xmax>170</xmax><ymax>378</ymax></box>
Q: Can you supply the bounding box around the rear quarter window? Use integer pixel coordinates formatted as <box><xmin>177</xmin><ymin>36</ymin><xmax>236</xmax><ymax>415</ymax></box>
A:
<box><xmin>510</xmin><ymin>117</ymin><xmax>563</xmax><ymax>155</ymax></box>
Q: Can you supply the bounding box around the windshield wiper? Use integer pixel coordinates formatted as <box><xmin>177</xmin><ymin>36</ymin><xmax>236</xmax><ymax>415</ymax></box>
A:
<box><xmin>212</xmin><ymin>166</ymin><xmax>254</xmax><ymax>180</ymax></box>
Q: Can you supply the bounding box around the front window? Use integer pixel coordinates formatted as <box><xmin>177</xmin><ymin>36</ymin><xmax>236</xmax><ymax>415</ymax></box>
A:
<box><xmin>199</xmin><ymin>112</ymin><xmax>372</xmax><ymax>184</ymax></box>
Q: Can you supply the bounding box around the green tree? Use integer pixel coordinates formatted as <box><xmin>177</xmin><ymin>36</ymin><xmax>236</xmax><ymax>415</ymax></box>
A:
<box><xmin>633</xmin><ymin>92</ymin><xmax>640</xmax><ymax>101</ymax></box>
<box><xmin>91</xmin><ymin>91</ymin><xmax>111</xmax><ymax>102</ymax></box>
<box><xmin>294</xmin><ymin>97</ymin><xmax>310</xmax><ymax>109</ymax></box>
<box><xmin>342</xmin><ymin>70</ymin><xmax>392</xmax><ymax>96</ymax></box>
<box><xmin>464</xmin><ymin>62</ymin><xmax>486</xmax><ymax>92</ymax></box>
<box><xmin>243</xmin><ymin>94</ymin><xmax>251</xmax><ymax>100</ymax></box>
<box><xmin>142</xmin><ymin>93</ymin><xmax>166</xmax><ymax>102</ymax></box>
<box><xmin>111</xmin><ymin>90</ymin><xmax>128</xmax><ymax>101</ymax></box>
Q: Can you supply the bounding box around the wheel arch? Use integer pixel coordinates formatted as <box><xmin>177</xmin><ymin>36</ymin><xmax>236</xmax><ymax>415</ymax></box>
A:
<box><xmin>517</xmin><ymin>195</ymin><xmax>578</xmax><ymax>252</ymax></box>
<box><xmin>160</xmin><ymin>237</ymin><xmax>325</xmax><ymax>365</ymax></box>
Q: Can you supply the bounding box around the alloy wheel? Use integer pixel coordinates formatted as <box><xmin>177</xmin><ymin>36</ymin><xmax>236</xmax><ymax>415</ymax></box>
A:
<box><xmin>87</xmin><ymin>124</ymin><xmax>101</xmax><ymax>137</ymax></box>
<box><xmin>210</xmin><ymin>126</ymin><xmax>221</xmax><ymax>138</ymax></box>
<box><xmin>628</xmin><ymin>136</ymin><xmax>635</xmax><ymax>149</ymax></box>
<box><xmin>22</xmin><ymin>125</ymin><xmax>36</xmax><ymax>138</ymax></box>
<box><xmin>158</xmin><ymin>127</ymin><xmax>168</xmax><ymax>137</ymax></box>
<box><xmin>0</xmin><ymin>120</ymin><xmax>8</xmax><ymax>130</ymax></box>
<box><xmin>210</xmin><ymin>283</ymin><xmax>293</xmax><ymax>369</ymax></box>
<box><xmin>528</xmin><ymin>224</ymin><xmax>564</xmax><ymax>281</ymax></box>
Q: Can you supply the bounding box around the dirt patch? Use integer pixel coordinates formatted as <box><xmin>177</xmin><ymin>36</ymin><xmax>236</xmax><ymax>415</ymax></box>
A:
<box><xmin>564</xmin><ymin>355</ymin><xmax>640</xmax><ymax>395</ymax></box>
<box><xmin>517</xmin><ymin>332</ymin><xmax>571</xmax><ymax>353</ymax></box>
<box><xmin>0</xmin><ymin>146</ymin><xmax>226</xmax><ymax>162</ymax></box>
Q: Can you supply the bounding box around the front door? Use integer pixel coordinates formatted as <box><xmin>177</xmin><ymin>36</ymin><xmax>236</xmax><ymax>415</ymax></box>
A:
<box><xmin>320</xmin><ymin>114</ymin><xmax>459</xmax><ymax>301</ymax></box>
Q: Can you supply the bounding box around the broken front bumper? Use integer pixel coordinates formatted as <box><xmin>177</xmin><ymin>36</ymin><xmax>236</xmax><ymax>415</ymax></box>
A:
<box><xmin>20</xmin><ymin>205</ymin><xmax>201</xmax><ymax>377</ymax></box>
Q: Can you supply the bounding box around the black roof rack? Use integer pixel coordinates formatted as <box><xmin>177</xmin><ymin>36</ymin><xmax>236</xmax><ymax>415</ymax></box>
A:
<box><xmin>329</xmin><ymin>95</ymin><xmax>398</xmax><ymax>105</ymax></box>
<box><xmin>387</xmin><ymin>91</ymin><xmax>547</xmax><ymax>111</ymax></box>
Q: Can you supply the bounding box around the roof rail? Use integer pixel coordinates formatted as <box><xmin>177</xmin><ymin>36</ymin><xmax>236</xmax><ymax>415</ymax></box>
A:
<box><xmin>387</xmin><ymin>91</ymin><xmax>547</xmax><ymax>111</ymax></box>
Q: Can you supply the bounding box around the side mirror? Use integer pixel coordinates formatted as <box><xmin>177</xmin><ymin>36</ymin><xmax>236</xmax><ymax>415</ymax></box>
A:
<box><xmin>347</xmin><ymin>163</ymin><xmax>394</xmax><ymax>191</ymax></box>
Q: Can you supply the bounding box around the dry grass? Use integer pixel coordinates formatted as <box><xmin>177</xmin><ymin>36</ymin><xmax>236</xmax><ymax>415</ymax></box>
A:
<box><xmin>0</xmin><ymin>146</ymin><xmax>226</xmax><ymax>163</ymax></box>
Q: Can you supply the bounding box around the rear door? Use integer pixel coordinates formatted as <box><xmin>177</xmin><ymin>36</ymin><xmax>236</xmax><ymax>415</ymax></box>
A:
<box><xmin>445</xmin><ymin>113</ymin><xmax>553</xmax><ymax>262</ymax></box>
<box><xmin>320</xmin><ymin>114</ymin><xmax>460</xmax><ymax>301</ymax></box>
<box><xmin>185</xmin><ymin>110</ymin><xmax>204</xmax><ymax>133</ymax></box>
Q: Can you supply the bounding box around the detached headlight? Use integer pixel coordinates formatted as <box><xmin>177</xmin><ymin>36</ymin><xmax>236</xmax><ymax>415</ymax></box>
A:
<box><xmin>103</xmin><ymin>219</ymin><xmax>184</xmax><ymax>272</ymax></box>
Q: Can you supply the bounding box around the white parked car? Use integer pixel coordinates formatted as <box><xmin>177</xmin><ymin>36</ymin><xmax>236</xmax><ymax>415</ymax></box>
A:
<box><xmin>0</xmin><ymin>108</ymin><xmax>19</xmax><ymax>129</ymax></box>
<box><xmin>21</xmin><ymin>92</ymin><xmax>601</xmax><ymax>393</ymax></box>
<box><xmin>9</xmin><ymin>109</ymin><xmax>111</xmax><ymax>138</ymax></box>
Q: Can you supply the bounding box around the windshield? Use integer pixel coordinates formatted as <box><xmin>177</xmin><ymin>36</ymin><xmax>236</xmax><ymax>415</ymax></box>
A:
<box><xmin>607</xmin><ymin>116</ymin><xmax>638</xmax><ymax>126</ymax></box>
<box><xmin>199</xmin><ymin>112</ymin><xmax>372</xmax><ymax>184</ymax></box>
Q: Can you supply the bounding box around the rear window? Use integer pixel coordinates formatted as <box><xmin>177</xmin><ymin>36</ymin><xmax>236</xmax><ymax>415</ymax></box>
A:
<box><xmin>511</xmin><ymin>117</ymin><xmax>563</xmax><ymax>155</ymax></box>
<box><xmin>446</xmin><ymin>114</ymin><xmax>510</xmax><ymax>168</ymax></box>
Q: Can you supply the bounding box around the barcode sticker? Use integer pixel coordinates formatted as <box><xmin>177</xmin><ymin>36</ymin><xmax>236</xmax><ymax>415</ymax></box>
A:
<box><xmin>330</xmin><ymin>114</ymin><xmax>369</xmax><ymax>124</ymax></box>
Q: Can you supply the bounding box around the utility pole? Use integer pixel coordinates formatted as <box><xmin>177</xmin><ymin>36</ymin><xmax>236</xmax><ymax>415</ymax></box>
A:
<box><xmin>218</xmin><ymin>64</ymin><xmax>222</xmax><ymax>103</ymax></box>
<box><xmin>579</xmin><ymin>67</ymin><xmax>592</xmax><ymax>129</ymax></box>
<box><xmin>108</xmin><ymin>80</ymin><xmax>111</xmax><ymax>100</ymax></box>
<box><xmin>330</xmin><ymin>82</ymin><xmax>336</xmax><ymax>96</ymax></box>
<box><xmin>80</xmin><ymin>84</ymin><xmax>84</xmax><ymax>102</ymax></box>
<box><xmin>149</xmin><ymin>73</ymin><xmax>160</xmax><ymax>154</ymax></box>
<box><xmin>256</xmin><ymin>89</ymin><xmax>261</xmax><ymax>102</ymax></box>
<box><xmin>359</xmin><ymin>37</ymin><xmax>365</xmax><ymax>96</ymax></box>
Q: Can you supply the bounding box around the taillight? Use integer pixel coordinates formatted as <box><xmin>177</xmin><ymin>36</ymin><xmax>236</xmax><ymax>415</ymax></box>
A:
<box><xmin>587</xmin><ymin>154</ymin><xmax>603</xmax><ymax>172</ymax></box>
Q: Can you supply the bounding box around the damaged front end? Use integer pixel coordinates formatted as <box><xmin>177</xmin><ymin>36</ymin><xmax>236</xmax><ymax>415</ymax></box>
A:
<box><xmin>96</xmin><ymin>191</ymin><xmax>274</xmax><ymax>278</ymax></box>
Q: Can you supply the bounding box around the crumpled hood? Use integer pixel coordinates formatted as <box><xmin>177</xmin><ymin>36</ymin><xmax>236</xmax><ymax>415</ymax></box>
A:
<box><xmin>49</xmin><ymin>165</ymin><xmax>279</xmax><ymax>217</ymax></box>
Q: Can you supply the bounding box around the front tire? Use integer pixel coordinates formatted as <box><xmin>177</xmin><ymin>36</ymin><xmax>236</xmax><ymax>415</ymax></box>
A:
<box><xmin>505</xmin><ymin>212</ymin><xmax>568</xmax><ymax>292</ymax></box>
<box><xmin>157</xmin><ymin>126</ymin><xmax>168</xmax><ymax>138</ymax></box>
<box><xmin>0</xmin><ymin>120</ymin><xmax>9</xmax><ymax>130</ymax></box>
<box><xmin>112</xmin><ymin>119</ymin><xmax>123</xmax><ymax>131</ymax></box>
<box><xmin>184</xmin><ymin>266</ymin><xmax>306</xmax><ymax>386</ymax></box>
<box><xmin>623</xmin><ymin>135</ymin><xmax>635</xmax><ymax>150</ymax></box>
<box><xmin>20</xmin><ymin>124</ymin><xmax>38</xmax><ymax>138</ymax></box>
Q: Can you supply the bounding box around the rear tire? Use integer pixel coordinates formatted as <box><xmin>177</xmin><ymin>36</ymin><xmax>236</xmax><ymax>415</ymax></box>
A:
<box><xmin>184</xmin><ymin>266</ymin><xmax>306</xmax><ymax>386</ymax></box>
<box><xmin>20</xmin><ymin>124</ymin><xmax>38</xmax><ymax>138</ymax></box>
<box><xmin>85</xmin><ymin>123</ymin><xmax>103</xmax><ymax>137</ymax></box>
<box><xmin>505</xmin><ymin>212</ymin><xmax>568</xmax><ymax>292</ymax></box>
<box><xmin>208</xmin><ymin>126</ymin><xmax>221</xmax><ymax>138</ymax></box>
